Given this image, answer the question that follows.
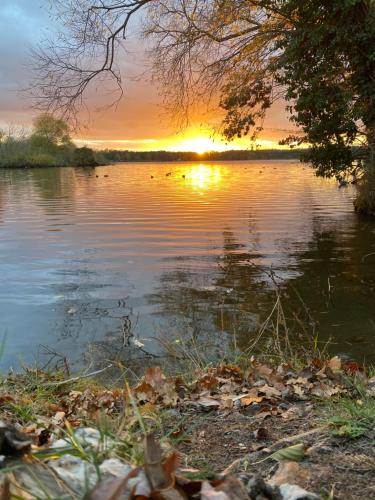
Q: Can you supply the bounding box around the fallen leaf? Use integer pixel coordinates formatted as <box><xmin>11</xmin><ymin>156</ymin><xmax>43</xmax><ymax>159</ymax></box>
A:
<box><xmin>286</xmin><ymin>377</ymin><xmax>311</xmax><ymax>385</ymax></box>
<box><xmin>239</xmin><ymin>395</ymin><xmax>263</xmax><ymax>407</ymax></box>
<box><xmin>292</xmin><ymin>385</ymin><xmax>306</xmax><ymax>398</ymax></box>
<box><xmin>217</xmin><ymin>364</ymin><xmax>243</xmax><ymax>382</ymax></box>
<box><xmin>310</xmin><ymin>383</ymin><xmax>343</xmax><ymax>398</ymax></box>
<box><xmin>327</xmin><ymin>356</ymin><xmax>342</xmax><ymax>374</ymax></box>
<box><xmin>192</xmin><ymin>397</ymin><xmax>221</xmax><ymax>408</ymax></box>
<box><xmin>144</xmin><ymin>366</ymin><xmax>166</xmax><ymax>390</ymax></box>
<box><xmin>0</xmin><ymin>395</ymin><xmax>15</xmax><ymax>405</ymax></box>
<box><xmin>269</xmin><ymin>461</ymin><xmax>310</xmax><ymax>486</ymax></box>
<box><xmin>219</xmin><ymin>398</ymin><xmax>234</xmax><ymax>410</ymax></box>
<box><xmin>197</xmin><ymin>373</ymin><xmax>220</xmax><ymax>390</ymax></box>
<box><xmin>269</xmin><ymin>443</ymin><xmax>305</xmax><ymax>463</ymax></box>
<box><xmin>201</xmin><ymin>481</ymin><xmax>231</xmax><ymax>500</ymax></box>
<box><xmin>343</xmin><ymin>361</ymin><xmax>363</xmax><ymax>374</ymax></box>
<box><xmin>257</xmin><ymin>385</ymin><xmax>281</xmax><ymax>398</ymax></box>
<box><xmin>133</xmin><ymin>381</ymin><xmax>155</xmax><ymax>403</ymax></box>
<box><xmin>88</xmin><ymin>468</ymin><xmax>139</xmax><ymax>500</ymax></box>
<box><xmin>51</xmin><ymin>411</ymin><xmax>66</xmax><ymax>426</ymax></box>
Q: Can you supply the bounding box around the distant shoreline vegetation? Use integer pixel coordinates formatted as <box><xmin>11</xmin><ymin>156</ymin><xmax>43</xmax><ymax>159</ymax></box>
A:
<box><xmin>0</xmin><ymin>114</ymin><xmax>101</xmax><ymax>169</ymax></box>
<box><xmin>0</xmin><ymin>115</ymin><xmax>305</xmax><ymax>168</ymax></box>
<box><xmin>100</xmin><ymin>148</ymin><xmax>303</xmax><ymax>163</ymax></box>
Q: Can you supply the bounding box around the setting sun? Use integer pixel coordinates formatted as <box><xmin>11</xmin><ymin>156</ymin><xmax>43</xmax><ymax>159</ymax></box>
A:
<box><xmin>169</xmin><ymin>135</ymin><xmax>227</xmax><ymax>155</ymax></box>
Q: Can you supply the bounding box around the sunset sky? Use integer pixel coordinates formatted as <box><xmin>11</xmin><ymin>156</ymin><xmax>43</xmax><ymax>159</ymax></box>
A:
<box><xmin>0</xmin><ymin>0</ymin><xmax>295</xmax><ymax>152</ymax></box>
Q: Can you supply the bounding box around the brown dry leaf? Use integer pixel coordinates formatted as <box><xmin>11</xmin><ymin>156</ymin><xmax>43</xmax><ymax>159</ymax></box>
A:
<box><xmin>239</xmin><ymin>395</ymin><xmax>263</xmax><ymax>407</ymax></box>
<box><xmin>159</xmin><ymin>381</ymin><xmax>179</xmax><ymax>407</ymax></box>
<box><xmin>219</xmin><ymin>382</ymin><xmax>238</xmax><ymax>394</ymax></box>
<box><xmin>217</xmin><ymin>364</ymin><xmax>243</xmax><ymax>382</ymax></box>
<box><xmin>220</xmin><ymin>398</ymin><xmax>234</xmax><ymax>410</ymax></box>
<box><xmin>145</xmin><ymin>366</ymin><xmax>166</xmax><ymax>390</ymax></box>
<box><xmin>88</xmin><ymin>468</ymin><xmax>139</xmax><ymax>500</ymax></box>
<box><xmin>144</xmin><ymin>432</ymin><xmax>169</xmax><ymax>489</ymax></box>
<box><xmin>327</xmin><ymin>356</ymin><xmax>342</xmax><ymax>374</ymax></box>
<box><xmin>253</xmin><ymin>361</ymin><xmax>273</xmax><ymax>377</ymax></box>
<box><xmin>292</xmin><ymin>385</ymin><xmax>306</xmax><ymax>398</ymax></box>
<box><xmin>286</xmin><ymin>377</ymin><xmax>311</xmax><ymax>386</ymax></box>
<box><xmin>209</xmin><ymin>476</ymin><xmax>250</xmax><ymax>500</ymax></box>
<box><xmin>310</xmin><ymin>383</ymin><xmax>343</xmax><ymax>398</ymax></box>
<box><xmin>0</xmin><ymin>395</ymin><xmax>15</xmax><ymax>405</ymax></box>
<box><xmin>140</xmin><ymin>402</ymin><xmax>157</xmax><ymax>416</ymax></box>
<box><xmin>257</xmin><ymin>385</ymin><xmax>281</xmax><ymax>398</ymax></box>
<box><xmin>254</xmin><ymin>411</ymin><xmax>272</xmax><ymax>420</ymax></box>
<box><xmin>343</xmin><ymin>361</ymin><xmax>364</xmax><ymax>374</ymax></box>
<box><xmin>197</xmin><ymin>373</ymin><xmax>220</xmax><ymax>391</ymax></box>
<box><xmin>277</xmin><ymin>363</ymin><xmax>293</xmax><ymax>374</ymax></box>
<box><xmin>51</xmin><ymin>411</ymin><xmax>65</xmax><ymax>426</ymax></box>
<box><xmin>133</xmin><ymin>381</ymin><xmax>155</xmax><ymax>403</ymax></box>
<box><xmin>192</xmin><ymin>397</ymin><xmax>221</xmax><ymax>409</ymax></box>
<box><xmin>201</xmin><ymin>481</ymin><xmax>231</xmax><ymax>500</ymax></box>
<box><xmin>269</xmin><ymin>461</ymin><xmax>310</xmax><ymax>487</ymax></box>
<box><xmin>144</xmin><ymin>433</ymin><xmax>186</xmax><ymax>499</ymax></box>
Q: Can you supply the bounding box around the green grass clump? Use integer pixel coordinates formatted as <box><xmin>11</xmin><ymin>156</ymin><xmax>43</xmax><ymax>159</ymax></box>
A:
<box><xmin>324</xmin><ymin>379</ymin><xmax>375</xmax><ymax>439</ymax></box>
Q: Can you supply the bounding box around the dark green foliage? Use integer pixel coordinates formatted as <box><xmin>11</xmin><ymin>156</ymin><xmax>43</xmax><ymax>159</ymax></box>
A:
<box><xmin>276</xmin><ymin>0</ymin><xmax>375</xmax><ymax>178</ymax></box>
<box><xmin>73</xmin><ymin>147</ymin><xmax>97</xmax><ymax>166</ymax></box>
<box><xmin>216</xmin><ymin>0</ymin><xmax>375</xmax><ymax>180</ymax></box>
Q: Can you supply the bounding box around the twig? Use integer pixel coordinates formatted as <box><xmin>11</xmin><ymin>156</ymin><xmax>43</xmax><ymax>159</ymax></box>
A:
<box><xmin>222</xmin><ymin>425</ymin><xmax>329</xmax><ymax>475</ymax></box>
<box><xmin>40</xmin><ymin>365</ymin><xmax>113</xmax><ymax>387</ymax></box>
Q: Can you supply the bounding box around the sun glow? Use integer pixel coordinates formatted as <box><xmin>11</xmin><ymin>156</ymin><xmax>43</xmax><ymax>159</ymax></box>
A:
<box><xmin>75</xmin><ymin>126</ymin><xmax>283</xmax><ymax>152</ymax></box>
<box><xmin>170</xmin><ymin>135</ymin><xmax>228</xmax><ymax>155</ymax></box>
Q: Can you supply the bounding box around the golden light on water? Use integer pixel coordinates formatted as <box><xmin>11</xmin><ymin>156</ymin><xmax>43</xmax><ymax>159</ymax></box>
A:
<box><xmin>184</xmin><ymin>164</ymin><xmax>224</xmax><ymax>190</ymax></box>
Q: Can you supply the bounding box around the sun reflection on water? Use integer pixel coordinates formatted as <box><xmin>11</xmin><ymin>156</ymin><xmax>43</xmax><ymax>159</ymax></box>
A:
<box><xmin>184</xmin><ymin>164</ymin><xmax>224</xmax><ymax>191</ymax></box>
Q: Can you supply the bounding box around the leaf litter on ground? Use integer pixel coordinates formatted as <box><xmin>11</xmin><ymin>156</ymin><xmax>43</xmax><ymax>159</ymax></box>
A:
<box><xmin>0</xmin><ymin>356</ymin><xmax>372</xmax><ymax>498</ymax></box>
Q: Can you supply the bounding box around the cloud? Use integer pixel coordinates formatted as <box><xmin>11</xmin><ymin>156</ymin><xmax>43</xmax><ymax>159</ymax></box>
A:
<box><xmin>0</xmin><ymin>1</ymin><xmax>52</xmax><ymax>123</ymax></box>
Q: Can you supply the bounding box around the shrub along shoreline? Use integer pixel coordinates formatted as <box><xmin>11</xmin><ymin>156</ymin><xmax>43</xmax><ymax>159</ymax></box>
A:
<box><xmin>0</xmin><ymin>114</ymin><xmax>104</xmax><ymax>169</ymax></box>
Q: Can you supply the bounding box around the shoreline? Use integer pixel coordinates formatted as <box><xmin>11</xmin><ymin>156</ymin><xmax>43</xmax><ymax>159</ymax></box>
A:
<box><xmin>0</xmin><ymin>356</ymin><xmax>373</xmax><ymax>498</ymax></box>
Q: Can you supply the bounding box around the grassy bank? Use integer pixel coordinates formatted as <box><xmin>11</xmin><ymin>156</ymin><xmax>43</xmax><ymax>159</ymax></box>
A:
<box><xmin>0</xmin><ymin>354</ymin><xmax>374</xmax><ymax>499</ymax></box>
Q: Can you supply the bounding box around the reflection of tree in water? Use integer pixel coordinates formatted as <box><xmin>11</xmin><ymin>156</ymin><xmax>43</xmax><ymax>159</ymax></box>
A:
<box><xmin>146</xmin><ymin>228</ymin><xmax>276</xmax><ymax>355</ymax></box>
<box><xmin>282</xmin><ymin>216</ymin><xmax>375</xmax><ymax>361</ymax></box>
<box><xmin>147</xmin><ymin>212</ymin><xmax>375</xmax><ymax>362</ymax></box>
<box><xmin>0</xmin><ymin>175</ymin><xmax>5</xmax><ymax>224</ymax></box>
<box><xmin>28</xmin><ymin>167</ymin><xmax>78</xmax><ymax>217</ymax></box>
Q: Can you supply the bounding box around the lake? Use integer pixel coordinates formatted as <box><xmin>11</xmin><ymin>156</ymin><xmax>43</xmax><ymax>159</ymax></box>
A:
<box><xmin>0</xmin><ymin>161</ymin><xmax>374</xmax><ymax>370</ymax></box>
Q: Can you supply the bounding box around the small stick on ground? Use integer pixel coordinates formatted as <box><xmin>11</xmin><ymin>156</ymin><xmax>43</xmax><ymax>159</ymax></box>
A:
<box><xmin>40</xmin><ymin>365</ymin><xmax>113</xmax><ymax>387</ymax></box>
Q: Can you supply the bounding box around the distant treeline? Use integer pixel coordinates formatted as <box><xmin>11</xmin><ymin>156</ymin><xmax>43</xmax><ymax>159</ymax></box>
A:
<box><xmin>101</xmin><ymin>148</ymin><xmax>303</xmax><ymax>163</ymax></box>
<box><xmin>0</xmin><ymin>114</ymin><xmax>304</xmax><ymax>169</ymax></box>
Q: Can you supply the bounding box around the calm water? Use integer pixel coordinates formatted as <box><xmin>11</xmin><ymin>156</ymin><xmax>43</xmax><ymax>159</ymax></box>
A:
<box><xmin>0</xmin><ymin>161</ymin><xmax>375</xmax><ymax>369</ymax></box>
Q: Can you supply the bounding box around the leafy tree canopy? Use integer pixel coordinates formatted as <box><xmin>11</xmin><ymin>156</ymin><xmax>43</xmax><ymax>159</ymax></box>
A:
<box><xmin>30</xmin><ymin>113</ymin><xmax>72</xmax><ymax>150</ymax></box>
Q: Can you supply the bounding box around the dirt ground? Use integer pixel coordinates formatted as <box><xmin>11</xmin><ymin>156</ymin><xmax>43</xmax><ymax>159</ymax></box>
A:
<box><xmin>165</xmin><ymin>405</ymin><xmax>375</xmax><ymax>499</ymax></box>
